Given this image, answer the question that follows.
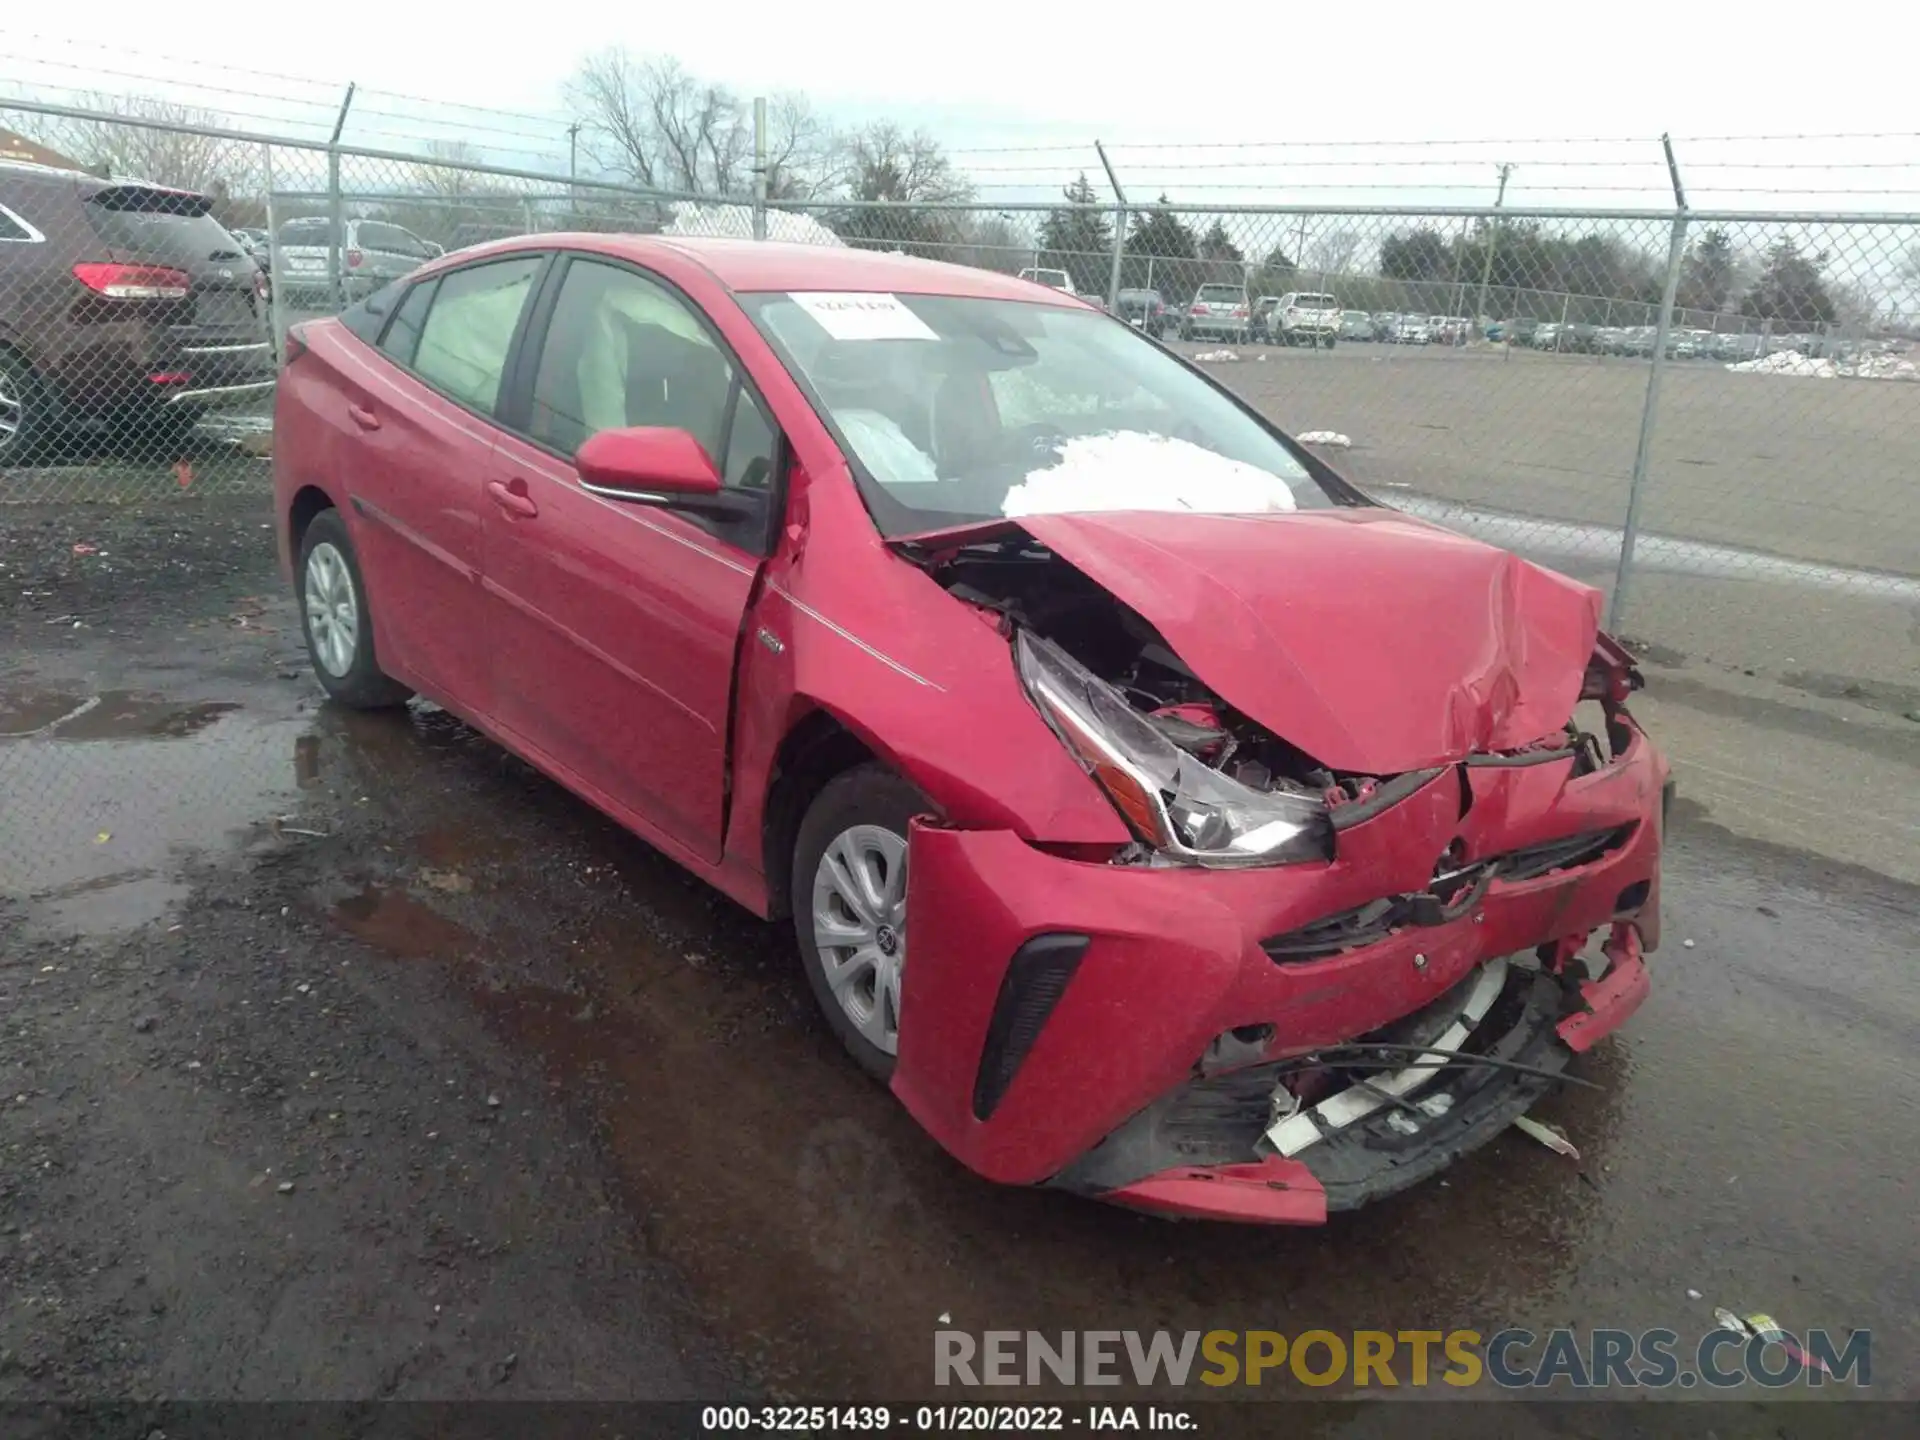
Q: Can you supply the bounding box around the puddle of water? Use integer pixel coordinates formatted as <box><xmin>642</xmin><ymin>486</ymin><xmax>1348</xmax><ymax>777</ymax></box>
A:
<box><xmin>331</xmin><ymin>882</ymin><xmax>481</xmax><ymax>960</ymax></box>
<box><xmin>0</xmin><ymin>684</ymin><xmax>314</xmax><ymax>935</ymax></box>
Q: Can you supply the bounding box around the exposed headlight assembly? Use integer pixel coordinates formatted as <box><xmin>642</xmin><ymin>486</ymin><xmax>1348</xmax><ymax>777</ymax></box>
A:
<box><xmin>1015</xmin><ymin>629</ymin><xmax>1332</xmax><ymax>869</ymax></box>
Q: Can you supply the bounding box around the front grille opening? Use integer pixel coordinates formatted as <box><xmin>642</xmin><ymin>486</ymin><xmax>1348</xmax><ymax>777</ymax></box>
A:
<box><xmin>1501</xmin><ymin>824</ymin><xmax>1635</xmax><ymax>882</ymax></box>
<box><xmin>1263</xmin><ymin>825</ymin><xmax>1636</xmax><ymax>965</ymax></box>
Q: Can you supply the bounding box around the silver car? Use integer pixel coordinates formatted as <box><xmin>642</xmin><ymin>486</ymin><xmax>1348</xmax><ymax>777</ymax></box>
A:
<box><xmin>1180</xmin><ymin>284</ymin><xmax>1252</xmax><ymax>342</ymax></box>
<box><xmin>273</xmin><ymin>217</ymin><xmax>440</xmax><ymax>304</ymax></box>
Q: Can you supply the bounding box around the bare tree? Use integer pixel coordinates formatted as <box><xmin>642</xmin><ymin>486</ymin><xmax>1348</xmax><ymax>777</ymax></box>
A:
<box><xmin>1309</xmin><ymin>228</ymin><xmax>1363</xmax><ymax>276</ymax></box>
<box><xmin>842</xmin><ymin>122</ymin><xmax>972</xmax><ymax>204</ymax></box>
<box><xmin>36</xmin><ymin>93</ymin><xmax>256</xmax><ymax>198</ymax></box>
<box><xmin>762</xmin><ymin>93</ymin><xmax>840</xmax><ymax>201</ymax></box>
<box><xmin>567</xmin><ymin>48</ymin><xmax>754</xmax><ymax>195</ymax></box>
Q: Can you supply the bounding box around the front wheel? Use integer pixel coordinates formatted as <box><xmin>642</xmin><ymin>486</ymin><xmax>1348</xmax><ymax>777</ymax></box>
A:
<box><xmin>297</xmin><ymin>509</ymin><xmax>414</xmax><ymax>709</ymax></box>
<box><xmin>792</xmin><ymin>764</ymin><xmax>931</xmax><ymax>1081</ymax></box>
<box><xmin>1322</xmin><ymin>337</ymin><xmax>1336</xmax><ymax>350</ymax></box>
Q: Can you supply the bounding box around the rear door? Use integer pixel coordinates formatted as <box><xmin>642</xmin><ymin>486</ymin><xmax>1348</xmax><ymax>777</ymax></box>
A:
<box><xmin>323</xmin><ymin>252</ymin><xmax>546</xmax><ymax>712</ymax></box>
<box><xmin>484</xmin><ymin>253</ymin><xmax>778</xmax><ymax>859</ymax></box>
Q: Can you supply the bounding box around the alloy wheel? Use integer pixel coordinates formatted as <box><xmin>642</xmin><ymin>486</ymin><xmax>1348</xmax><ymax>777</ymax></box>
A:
<box><xmin>810</xmin><ymin>823</ymin><xmax>909</xmax><ymax>1055</ymax></box>
<box><xmin>303</xmin><ymin>541</ymin><xmax>359</xmax><ymax>678</ymax></box>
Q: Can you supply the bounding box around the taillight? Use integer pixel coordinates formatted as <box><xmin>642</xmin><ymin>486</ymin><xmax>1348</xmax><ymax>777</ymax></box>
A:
<box><xmin>346</xmin><ymin>248</ymin><xmax>364</xmax><ymax>269</ymax></box>
<box><xmin>72</xmin><ymin>263</ymin><xmax>191</xmax><ymax>300</ymax></box>
<box><xmin>254</xmin><ymin>268</ymin><xmax>270</xmax><ymax>299</ymax></box>
<box><xmin>1190</xmin><ymin>303</ymin><xmax>1207</xmax><ymax>315</ymax></box>
<box><xmin>1232</xmin><ymin>307</ymin><xmax>1248</xmax><ymax>318</ymax></box>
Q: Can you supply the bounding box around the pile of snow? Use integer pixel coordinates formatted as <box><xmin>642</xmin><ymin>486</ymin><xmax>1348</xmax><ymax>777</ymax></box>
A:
<box><xmin>1845</xmin><ymin>354</ymin><xmax>1920</xmax><ymax>382</ymax></box>
<box><xmin>663</xmin><ymin>202</ymin><xmax>844</xmax><ymax>247</ymax></box>
<box><xmin>1191</xmin><ymin>349</ymin><xmax>1240</xmax><ymax>362</ymax></box>
<box><xmin>1725</xmin><ymin>350</ymin><xmax>1836</xmax><ymax>378</ymax></box>
<box><xmin>1726</xmin><ymin>348</ymin><xmax>1920</xmax><ymax>382</ymax></box>
<box><xmin>1295</xmin><ymin>430</ymin><xmax>1352</xmax><ymax>448</ymax></box>
<box><xmin>1002</xmin><ymin>433</ymin><xmax>1296</xmax><ymax>518</ymax></box>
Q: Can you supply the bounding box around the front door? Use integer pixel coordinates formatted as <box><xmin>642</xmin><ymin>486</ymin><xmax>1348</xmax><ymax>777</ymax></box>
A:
<box><xmin>483</xmin><ymin>256</ymin><xmax>780</xmax><ymax>860</ymax></box>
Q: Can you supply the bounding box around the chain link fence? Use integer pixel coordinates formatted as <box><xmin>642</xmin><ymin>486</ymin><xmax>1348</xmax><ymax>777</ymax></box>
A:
<box><xmin>3</xmin><ymin>95</ymin><xmax>1916</xmax><ymax>689</ymax></box>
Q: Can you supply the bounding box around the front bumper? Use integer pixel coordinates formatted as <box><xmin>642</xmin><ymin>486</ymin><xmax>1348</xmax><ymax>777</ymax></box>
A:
<box><xmin>894</xmin><ymin>721</ymin><xmax>1667</xmax><ymax>1221</ymax></box>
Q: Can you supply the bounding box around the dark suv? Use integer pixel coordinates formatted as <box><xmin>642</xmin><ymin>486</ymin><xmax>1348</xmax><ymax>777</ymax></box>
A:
<box><xmin>1</xmin><ymin>160</ymin><xmax>275</xmax><ymax>462</ymax></box>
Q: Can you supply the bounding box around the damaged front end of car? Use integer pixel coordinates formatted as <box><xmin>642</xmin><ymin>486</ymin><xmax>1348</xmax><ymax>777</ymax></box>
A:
<box><xmin>887</xmin><ymin>516</ymin><xmax>1671</xmax><ymax>1224</ymax></box>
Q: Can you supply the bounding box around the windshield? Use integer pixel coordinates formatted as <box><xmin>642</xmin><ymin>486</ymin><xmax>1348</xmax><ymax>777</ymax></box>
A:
<box><xmin>1294</xmin><ymin>295</ymin><xmax>1336</xmax><ymax>308</ymax></box>
<box><xmin>743</xmin><ymin>292</ymin><xmax>1343</xmax><ymax>537</ymax></box>
<box><xmin>1196</xmin><ymin>285</ymin><xmax>1242</xmax><ymax>303</ymax></box>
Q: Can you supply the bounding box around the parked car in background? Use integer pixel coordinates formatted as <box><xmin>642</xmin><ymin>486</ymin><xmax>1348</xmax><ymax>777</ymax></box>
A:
<box><xmin>1497</xmin><ymin>317</ymin><xmax>1539</xmax><ymax>345</ymax></box>
<box><xmin>1181</xmin><ymin>283</ymin><xmax>1251</xmax><ymax>342</ymax></box>
<box><xmin>1017</xmin><ymin>267</ymin><xmax>1076</xmax><ymax>296</ymax></box>
<box><xmin>1115</xmin><ymin>287</ymin><xmax>1171</xmax><ymax>335</ymax></box>
<box><xmin>1387</xmin><ymin>315</ymin><xmax>1432</xmax><ymax>344</ymax></box>
<box><xmin>1562</xmin><ymin>323</ymin><xmax>1600</xmax><ymax>353</ymax></box>
<box><xmin>1713</xmin><ymin>333</ymin><xmax>1764</xmax><ymax>362</ymax></box>
<box><xmin>1530</xmin><ymin>323</ymin><xmax>1561</xmax><ymax>350</ymax></box>
<box><xmin>276</xmin><ymin>217</ymin><xmax>441</xmax><ymax>303</ymax></box>
<box><xmin>0</xmin><ymin>160</ymin><xmax>275</xmax><ymax>463</ymax></box>
<box><xmin>1274</xmin><ymin>292</ymin><xmax>1341</xmax><ymax>348</ymax></box>
<box><xmin>274</xmin><ymin>234</ymin><xmax>1669</xmax><ymax>1225</ymax></box>
<box><xmin>1370</xmin><ymin>311</ymin><xmax>1398</xmax><ymax>340</ymax></box>
<box><xmin>1250</xmin><ymin>295</ymin><xmax>1281</xmax><ymax>341</ymax></box>
<box><xmin>1339</xmin><ymin>310</ymin><xmax>1373</xmax><ymax>341</ymax></box>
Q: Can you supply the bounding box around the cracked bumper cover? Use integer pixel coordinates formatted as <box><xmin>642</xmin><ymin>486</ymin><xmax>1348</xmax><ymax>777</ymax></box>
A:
<box><xmin>893</xmin><ymin>721</ymin><xmax>1667</xmax><ymax>1223</ymax></box>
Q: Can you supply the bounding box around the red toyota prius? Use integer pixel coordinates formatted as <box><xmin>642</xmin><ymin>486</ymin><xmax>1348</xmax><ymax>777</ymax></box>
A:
<box><xmin>273</xmin><ymin>235</ymin><xmax>1671</xmax><ymax>1224</ymax></box>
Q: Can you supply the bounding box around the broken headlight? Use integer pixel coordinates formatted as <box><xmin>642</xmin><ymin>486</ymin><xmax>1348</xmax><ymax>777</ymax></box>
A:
<box><xmin>1016</xmin><ymin>630</ymin><xmax>1332</xmax><ymax>868</ymax></box>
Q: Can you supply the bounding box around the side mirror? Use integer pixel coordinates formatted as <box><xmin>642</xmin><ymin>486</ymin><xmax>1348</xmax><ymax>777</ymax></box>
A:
<box><xmin>575</xmin><ymin>426</ymin><xmax>757</xmax><ymax>521</ymax></box>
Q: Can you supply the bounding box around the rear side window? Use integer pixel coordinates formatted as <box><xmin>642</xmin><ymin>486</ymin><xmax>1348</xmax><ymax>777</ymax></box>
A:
<box><xmin>84</xmin><ymin>186</ymin><xmax>245</xmax><ymax>263</ymax></box>
<box><xmin>380</xmin><ymin>279</ymin><xmax>437</xmax><ymax>366</ymax></box>
<box><xmin>1294</xmin><ymin>295</ymin><xmax>1336</xmax><ymax>307</ymax></box>
<box><xmin>0</xmin><ymin>201</ymin><xmax>42</xmax><ymax>243</ymax></box>
<box><xmin>410</xmin><ymin>257</ymin><xmax>540</xmax><ymax>414</ymax></box>
<box><xmin>339</xmin><ymin>278</ymin><xmax>409</xmax><ymax>346</ymax></box>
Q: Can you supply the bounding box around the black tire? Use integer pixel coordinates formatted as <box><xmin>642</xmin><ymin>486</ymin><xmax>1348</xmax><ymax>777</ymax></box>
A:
<box><xmin>0</xmin><ymin>348</ymin><xmax>51</xmax><ymax>466</ymax></box>
<box><xmin>791</xmin><ymin>763</ymin><xmax>932</xmax><ymax>1082</ymax></box>
<box><xmin>1323</xmin><ymin>337</ymin><xmax>1337</xmax><ymax>350</ymax></box>
<box><xmin>296</xmin><ymin>508</ymin><xmax>413</xmax><ymax>709</ymax></box>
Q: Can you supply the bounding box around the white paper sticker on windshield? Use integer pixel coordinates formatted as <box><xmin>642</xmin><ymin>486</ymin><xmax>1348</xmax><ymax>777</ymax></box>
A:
<box><xmin>790</xmin><ymin>291</ymin><xmax>938</xmax><ymax>342</ymax></box>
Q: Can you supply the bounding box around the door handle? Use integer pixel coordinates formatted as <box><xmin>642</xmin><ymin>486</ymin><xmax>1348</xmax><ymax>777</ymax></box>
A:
<box><xmin>487</xmin><ymin>479</ymin><xmax>539</xmax><ymax>518</ymax></box>
<box><xmin>347</xmin><ymin>403</ymin><xmax>380</xmax><ymax>431</ymax></box>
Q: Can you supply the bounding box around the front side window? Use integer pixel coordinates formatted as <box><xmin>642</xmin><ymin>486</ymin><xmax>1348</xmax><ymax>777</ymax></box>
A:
<box><xmin>529</xmin><ymin>259</ymin><xmax>737</xmax><ymax>466</ymax></box>
<box><xmin>744</xmin><ymin>292</ymin><xmax>1341</xmax><ymax>537</ymax></box>
<box><xmin>410</xmin><ymin>257</ymin><xmax>540</xmax><ymax>414</ymax></box>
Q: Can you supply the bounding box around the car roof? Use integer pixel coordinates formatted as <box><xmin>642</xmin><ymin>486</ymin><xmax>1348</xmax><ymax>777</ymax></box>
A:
<box><xmin>440</xmin><ymin>233</ymin><xmax>1086</xmax><ymax>306</ymax></box>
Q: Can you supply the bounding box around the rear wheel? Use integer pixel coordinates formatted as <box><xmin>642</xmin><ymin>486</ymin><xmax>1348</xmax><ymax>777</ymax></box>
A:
<box><xmin>0</xmin><ymin>349</ymin><xmax>50</xmax><ymax>465</ymax></box>
<box><xmin>297</xmin><ymin>509</ymin><xmax>413</xmax><ymax>709</ymax></box>
<box><xmin>792</xmin><ymin>764</ymin><xmax>930</xmax><ymax>1082</ymax></box>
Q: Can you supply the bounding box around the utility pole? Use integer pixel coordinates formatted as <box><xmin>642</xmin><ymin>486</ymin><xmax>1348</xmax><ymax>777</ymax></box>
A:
<box><xmin>1475</xmin><ymin>162</ymin><xmax>1513</xmax><ymax>335</ymax></box>
<box><xmin>567</xmin><ymin>123</ymin><xmax>580</xmax><ymax>181</ymax></box>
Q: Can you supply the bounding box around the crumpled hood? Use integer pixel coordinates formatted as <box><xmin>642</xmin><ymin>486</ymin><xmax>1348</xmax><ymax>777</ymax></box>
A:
<box><xmin>1012</xmin><ymin>507</ymin><xmax>1604</xmax><ymax>774</ymax></box>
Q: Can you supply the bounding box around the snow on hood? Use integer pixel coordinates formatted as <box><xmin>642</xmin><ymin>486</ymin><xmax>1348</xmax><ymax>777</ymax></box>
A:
<box><xmin>1002</xmin><ymin>432</ymin><xmax>1297</xmax><ymax>520</ymax></box>
<box><xmin>1013</xmin><ymin>507</ymin><xmax>1604</xmax><ymax>773</ymax></box>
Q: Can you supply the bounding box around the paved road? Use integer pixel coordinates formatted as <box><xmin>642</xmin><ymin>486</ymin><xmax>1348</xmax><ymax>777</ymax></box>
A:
<box><xmin>2</xmin><ymin>502</ymin><xmax>1914</xmax><ymax>1408</ymax></box>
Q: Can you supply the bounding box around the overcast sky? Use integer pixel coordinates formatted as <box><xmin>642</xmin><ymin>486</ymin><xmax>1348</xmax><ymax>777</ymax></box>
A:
<box><xmin>7</xmin><ymin>8</ymin><xmax>1920</xmax><ymax>211</ymax></box>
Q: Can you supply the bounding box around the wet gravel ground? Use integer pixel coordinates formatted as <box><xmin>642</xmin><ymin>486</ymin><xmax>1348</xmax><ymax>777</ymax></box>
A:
<box><xmin>2</xmin><ymin>502</ymin><xmax>1917</xmax><ymax>1419</ymax></box>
